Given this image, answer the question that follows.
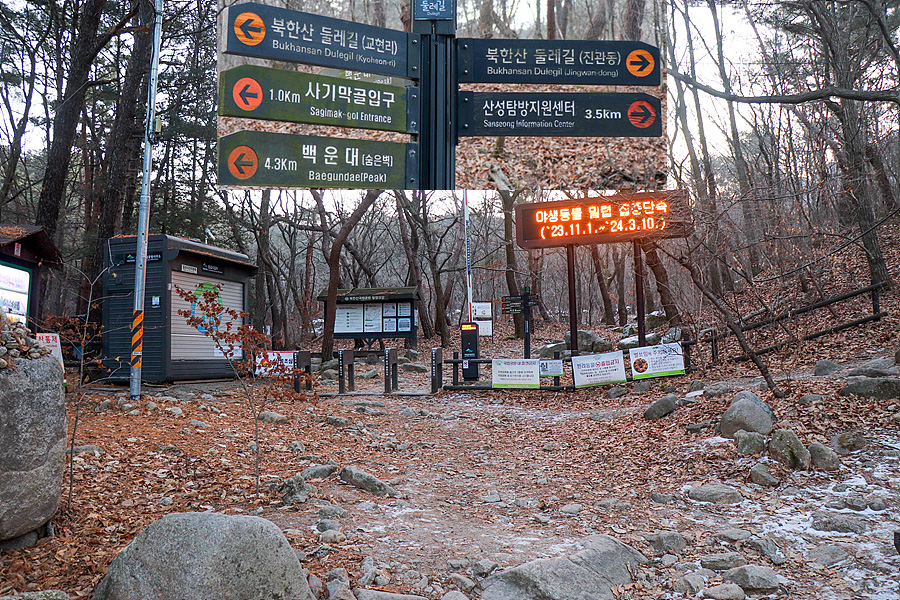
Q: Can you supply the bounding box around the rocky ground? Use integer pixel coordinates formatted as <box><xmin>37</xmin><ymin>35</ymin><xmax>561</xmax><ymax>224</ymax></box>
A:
<box><xmin>1</xmin><ymin>333</ymin><xmax>899</xmax><ymax>599</ymax></box>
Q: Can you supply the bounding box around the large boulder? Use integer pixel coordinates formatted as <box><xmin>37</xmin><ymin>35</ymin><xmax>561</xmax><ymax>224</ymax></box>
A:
<box><xmin>0</xmin><ymin>356</ymin><xmax>65</xmax><ymax>542</ymax></box>
<box><xmin>481</xmin><ymin>535</ymin><xmax>646</xmax><ymax>600</ymax></box>
<box><xmin>718</xmin><ymin>391</ymin><xmax>776</xmax><ymax>438</ymax></box>
<box><xmin>91</xmin><ymin>512</ymin><xmax>316</xmax><ymax>600</ymax></box>
<box><xmin>768</xmin><ymin>429</ymin><xmax>811</xmax><ymax>470</ymax></box>
<box><xmin>564</xmin><ymin>330</ymin><xmax>612</xmax><ymax>354</ymax></box>
<box><xmin>838</xmin><ymin>377</ymin><xmax>900</xmax><ymax>400</ymax></box>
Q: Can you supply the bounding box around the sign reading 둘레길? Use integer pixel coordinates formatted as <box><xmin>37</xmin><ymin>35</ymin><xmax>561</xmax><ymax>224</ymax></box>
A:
<box><xmin>225</xmin><ymin>3</ymin><xmax>419</xmax><ymax>79</ymax></box>
<box><xmin>629</xmin><ymin>343</ymin><xmax>685</xmax><ymax>379</ymax></box>
<box><xmin>414</xmin><ymin>0</ymin><xmax>454</xmax><ymax>20</ymax></box>
<box><xmin>458</xmin><ymin>39</ymin><xmax>660</xmax><ymax>86</ymax></box>
<box><xmin>491</xmin><ymin>359</ymin><xmax>540</xmax><ymax>389</ymax></box>
<box><xmin>219</xmin><ymin>65</ymin><xmax>419</xmax><ymax>134</ymax></box>
<box><xmin>458</xmin><ymin>91</ymin><xmax>661</xmax><ymax>137</ymax></box>
<box><xmin>571</xmin><ymin>351</ymin><xmax>627</xmax><ymax>388</ymax></box>
<box><xmin>515</xmin><ymin>190</ymin><xmax>692</xmax><ymax>249</ymax></box>
<box><xmin>218</xmin><ymin>130</ymin><xmax>417</xmax><ymax>189</ymax></box>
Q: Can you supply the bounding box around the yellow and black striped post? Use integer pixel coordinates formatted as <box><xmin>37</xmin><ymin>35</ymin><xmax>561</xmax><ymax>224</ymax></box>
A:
<box><xmin>131</xmin><ymin>310</ymin><xmax>144</xmax><ymax>369</ymax></box>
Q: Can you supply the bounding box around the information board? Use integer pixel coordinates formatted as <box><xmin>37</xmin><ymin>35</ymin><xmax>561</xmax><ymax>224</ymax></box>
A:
<box><xmin>539</xmin><ymin>359</ymin><xmax>564</xmax><ymax>377</ymax></box>
<box><xmin>515</xmin><ymin>190</ymin><xmax>692</xmax><ymax>249</ymax></box>
<box><xmin>335</xmin><ymin>304</ymin><xmax>364</xmax><ymax>333</ymax></box>
<box><xmin>218</xmin><ymin>131</ymin><xmax>417</xmax><ymax>189</ymax></box>
<box><xmin>255</xmin><ymin>350</ymin><xmax>296</xmax><ymax>377</ymax></box>
<box><xmin>491</xmin><ymin>359</ymin><xmax>541</xmax><ymax>389</ymax></box>
<box><xmin>458</xmin><ymin>39</ymin><xmax>660</xmax><ymax>85</ymax></box>
<box><xmin>220</xmin><ymin>65</ymin><xmax>419</xmax><ymax>134</ymax></box>
<box><xmin>458</xmin><ymin>91</ymin><xmax>661</xmax><ymax>137</ymax></box>
<box><xmin>629</xmin><ymin>343</ymin><xmax>685</xmax><ymax>379</ymax></box>
<box><xmin>225</xmin><ymin>3</ymin><xmax>419</xmax><ymax>79</ymax></box>
<box><xmin>571</xmin><ymin>351</ymin><xmax>627</xmax><ymax>388</ymax></box>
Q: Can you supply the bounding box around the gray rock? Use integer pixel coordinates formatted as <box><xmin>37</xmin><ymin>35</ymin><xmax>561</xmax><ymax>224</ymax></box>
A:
<box><xmin>768</xmin><ymin>429</ymin><xmax>811</xmax><ymax>470</ymax></box>
<box><xmin>400</xmin><ymin>363</ymin><xmax>428</xmax><ymax>373</ymax></box>
<box><xmin>560</xmin><ymin>503</ymin><xmax>582</xmax><ymax>515</ymax></box>
<box><xmin>320</xmin><ymin>359</ymin><xmax>340</xmax><ymax>372</ymax></box>
<box><xmin>633</xmin><ymin>380</ymin><xmax>654</xmax><ymax>393</ymax></box>
<box><xmin>120</xmin><ymin>403</ymin><xmax>134</xmax><ymax>412</ymax></box>
<box><xmin>749</xmin><ymin>463</ymin><xmax>779</xmax><ymax>487</ymax></box>
<box><xmin>831</xmin><ymin>430</ymin><xmax>867</xmax><ymax>453</ymax></box>
<box><xmin>398</xmin><ymin>407</ymin><xmax>418</xmax><ymax>418</ymax></box>
<box><xmin>798</xmin><ymin>394</ymin><xmax>823</xmax><ymax>405</ymax></box>
<box><xmin>0</xmin><ymin>529</ymin><xmax>39</xmax><ymax>550</ymax></box>
<box><xmin>258</xmin><ymin>411</ymin><xmax>287</xmax><ymax>424</ymax></box>
<box><xmin>866</xmin><ymin>496</ymin><xmax>887</xmax><ymax>511</ymax></box>
<box><xmin>316</xmin><ymin>518</ymin><xmax>341</xmax><ymax>532</ymax></box>
<box><xmin>289</xmin><ymin>441</ymin><xmax>306</xmax><ymax>453</ymax></box>
<box><xmin>91</xmin><ymin>512</ymin><xmax>316</xmax><ymax>600</ymax></box>
<box><xmin>440</xmin><ymin>592</ymin><xmax>468</xmax><ymax>600</ymax></box>
<box><xmin>661</xmin><ymin>327</ymin><xmax>682</xmax><ymax>344</ymax></box>
<box><xmin>673</xmin><ymin>572</ymin><xmax>705</xmax><ymax>594</ymax></box>
<box><xmin>723</xmin><ymin>565</ymin><xmax>780</xmax><ymax>593</ymax></box>
<box><xmin>688</xmin><ymin>380</ymin><xmax>705</xmax><ymax>393</ymax></box>
<box><xmin>145</xmin><ymin>401</ymin><xmax>158</xmax><ymax>411</ymax></box>
<box><xmin>807</xmin><ymin>545</ymin><xmax>847</xmax><ymax>566</ymax></box>
<box><xmin>96</xmin><ymin>399</ymin><xmax>112</xmax><ymax>411</ymax></box>
<box><xmin>539</xmin><ymin>342</ymin><xmax>568</xmax><ymax>359</ymax></box>
<box><xmin>326</xmin><ymin>415</ymin><xmax>352</xmax><ymax>428</ymax></box>
<box><xmin>448</xmin><ymin>573</ymin><xmax>476</xmax><ymax>591</ymax></box>
<box><xmin>811</xmin><ymin>510</ymin><xmax>868</xmax><ymax>534</ymax></box>
<box><xmin>0</xmin><ymin>592</ymin><xmax>70</xmax><ymax>600</ymax></box>
<box><xmin>564</xmin><ymin>330</ymin><xmax>603</xmax><ymax>353</ymax></box>
<box><xmin>814</xmin><ymin>359</ymin><xmax>842</xmax><ymax>376</ymax></box>
<box><xmin>643</xmin><ymin>394</ymin><xmax>677</xmax><ymax>420</ymax></box>
<box><xmin>319</xmin><ymin>529</ymin><xmax>345</xmax><ymax>544</ymax></box>
<box><xmin>606</xmin><ymin>387</ymin><xmax>628</xmax><ymax>399</ymax></box>
<box><xmin>359</xmin><ymin>368</ymin><xmax>379</xmax><ymax>380</ymax></box>
<box><xmin>353</xmin><ymin>591</ymin><xmax>428</xmax><ymax>600</ymax></box>
<box><xmin>0</xmin><ymin>356</ymin><xmax>65</xmax><ymax>541</ymax></box>
<box><xmin>481</xmin><ymin>535</ymin><xmax>647</xmax><ymax>600</ymax></box>
<box><xmin>339</xmin><ymin>466</ymin><xmax>400</xmax><ymax>497</ymax></box>
<box><xmin>473</xmin><ymin>559</ymin><xmax>498</xmax><ymax>578</ymax></box>
<box><xmin>643</xmin><ymin>531</ymin><xmax>687</xmax><ymax>554</ymax></box>
<box><xmin>687</xmin><ymin>483</ymin><xmax>742</xmax><ymax>504</ymax></box>
<box><xmin>704</xmin><ymin>583</ymin><xmax>745</xmax><ymax>600</ymax></box>
<box><xmin>67</xmin><ymin>444</ymin><xmax>103</xmax><ymax>457</ymax></box>
<box><xmin>280</xmin><ymin>475</ymin><xmax>317</xmax><ymax>504</ymax></box>
<box><xmin>745</xmin><ymin>536</ymin><xmax>785</xmax><ymax>565</ymax></box>
<box><xmin>319</xmin><ymin>505</ymin><xmax>348</xmax><ymax>519</ymax></box>
<box><xmin>189</xmin><ymin>419</ymin><xmax>208</xmax><ymax>428</ymax></box>
<box><xmin>700</xmin><ymin>552</ymin><xmax>747</xmax><ymax>571</ymax></box>
<box><xmin>301</xmin><ymin>463</ymin><xmax>340</xmax><ymax>480</ymax></box>
<box><xmin>719</xmin><ymin>392</ymin><xmax>776</xmax><ymax>437</ymax></box>
<box><xmin>733</xmin><ymin>430</ymin><xmax>766</xmax><ymax>455</ymax></box>
<box><xmin>703</xmin><ymin>382</ymin><xmax>734</xmax><ymax>398</ymax></box>
<box><xmin>808</xmin><ymin>442</ymin><xmax>841</xmax><ymax>471</ymax></box>
<box><xmin>715</xmin><ymin>529</ymin><xmax>752</xmax><ymax>543</ymax></box>
<box><xmin>839</xmin><ymin>376</ymin><xmax>900</xmax><ymax>399</ymax></box>
<box><xmin>846</xmin><ymin>357</ymin><xmax>899</xmax><ymax>377</ymax></box>
<box><xmin>164</xmin><ymin>406</ymin><xmax>183</xmax><ymax>416</ymax></box>
<box><xmin>650</xmin><ymin>492</ymin><xmax>673</xmax><ymax>504</ymax></box>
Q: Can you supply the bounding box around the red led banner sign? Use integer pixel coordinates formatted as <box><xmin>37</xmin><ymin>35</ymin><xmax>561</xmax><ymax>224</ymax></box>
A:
<box><xmin>514</xmin><ymin>190</ymin><xmax>692</xmax><ymax>249</ymax></box>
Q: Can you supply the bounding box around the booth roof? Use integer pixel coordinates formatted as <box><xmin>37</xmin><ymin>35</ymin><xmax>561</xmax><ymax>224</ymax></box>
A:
<box><xmin>0</xmin><ymin>224</ymin><xmax>62</xmax><ymax>266</ymax></box>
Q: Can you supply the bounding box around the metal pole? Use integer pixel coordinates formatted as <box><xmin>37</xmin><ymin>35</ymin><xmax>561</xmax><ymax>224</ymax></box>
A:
<box><xmin>566</xmin><ymin>245</ymin><xmax>578</xmax><ymax>356</ymax></box>
<box><xmin>463</xmin><ymin>190</ymin><xmax>473</xmax><ymax>322</ymax></box>
<box><xmin>634</xmin><ymin>240</ymin><xmax>647</xmax><ymax>347</ymax></box>
<box><xmin>129</xmin><ymin>0</ymin><xmax>163</xmax><ymax>402</ymax></box>
<box><xmin>523</xmin><ymin>286</ymin><xmax>531</xmax><ymax>359</ymax></box>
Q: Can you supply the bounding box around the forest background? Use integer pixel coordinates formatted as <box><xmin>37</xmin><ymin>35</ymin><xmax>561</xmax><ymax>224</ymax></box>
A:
<box><xmin>0</xmin><ymin>0</ymin><xmax>897</xmax><ymax>360</ymax></box>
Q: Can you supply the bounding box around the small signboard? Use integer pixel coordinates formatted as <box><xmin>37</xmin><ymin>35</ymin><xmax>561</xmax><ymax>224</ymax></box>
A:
<box><xmin>571</xmin><ymin>351</ymin><xmax>627</xmax><ymax>388</ymax></box>
<box><xmin>458</xmin><ymin>92</ymin><xmax>661</xmax><ymax>137</ymax></box>
<box><xmin>471</xmin><ymin>301</ymin><xmax>493</xmax><ymax>336</ymax></box>
<box><xmin>218</xmin><ymin>131</ymin><xmax>417</xmax><ymax>189</ymax></box>
<box><xmin>255</xmin><ymin>350</ymin><xmax>296</xmax><ymax>377</ymax></box>
<box><xmin>415</xmin><ymin>0</ymin><xmax>454</xmax><ymax>20</ymax></box>
<box><xmin>225</xmin><ymin>3</ymin><xmax>419</xmax><ymax>79</ymax></box>
<box><xmin>629</xmin><ymin>343</ymin><xmax>685</xmax><ymax>379</ymax></box>
<box><xmin>492</xmin><ymin>359</ymin><xmax>540</xmax><ymax>389</ymax></box>
<box><xmin>539</xmin><ymin>358</ymin><xmax>564</xmax><ymax>377</ymax></box>
<box><xmin>219</xmin><ymin>65</ymin><xmax>419</xmax><ymax>134</ymax></box>
<box><xmin>335</xmin><ymin>304</ymin><xmax>365</xmax><ymax>333</ymax></box>
<box><xmin>515</xmin><ymin>190</ymin><xmax>692</xmax><ymax>249</ymax></box>
<box><xmin>458</xmin><ymin>39</ymin><xmax>660</xmax><ymax>86</ymax></box>
<box><xmin>36</xmin><ymin>333</ymin><xmax>64</xmax><ymax>367</ymax></box>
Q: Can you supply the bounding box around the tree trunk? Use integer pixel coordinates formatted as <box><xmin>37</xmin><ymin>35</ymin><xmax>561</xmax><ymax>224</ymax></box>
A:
<box><xmin>589</xmin><ymin>245</ymin><xmax>616</xmax><ymax>325</ymax></box>
<box><xmin>641</xmin><ymin>240</ymin><xmax>681</xmax><ymax>324</ymax></box>
<box><xmin>499</xmin><ymin>190</ymin><xmax>524</xmax><ymax>337</ymax></box>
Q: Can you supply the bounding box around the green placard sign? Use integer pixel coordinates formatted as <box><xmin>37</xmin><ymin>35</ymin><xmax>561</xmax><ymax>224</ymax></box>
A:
<box><xmin>218</xmin><ymin>130</ymin><xmax>418</xmax><ymax>189</ymax></box>
<box><xmin>220</xmin><ymin>65</ymin><xmax>418</xmax><ymax>134</ymax></box>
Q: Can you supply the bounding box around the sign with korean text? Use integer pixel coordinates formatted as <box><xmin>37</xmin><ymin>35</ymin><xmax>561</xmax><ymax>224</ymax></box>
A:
<box><xmin>515</xmin><ymin>190</ymin><xmax>692</xmax><ymax>249</ymax></box>
<box><xmin>629</xmin><ymin>343</ymin><xmax>685</xmax><ymax>379</ymax></box>
<box><xmin>415</xmin><ymin>0</ymin><xmax>454</xmax><ymax>20</ymax></box>
<box><xmin>491</xmin><ymin>359</ymin><xmax>540</xmax><ymax>389</ymax></box>
<box><xmin>539</xmin><ymin>359</ymin><xmax>564</xmax><ymax>377</ymax></box>
<box><xmin>220</xmin><ymin>65</ymin><xmax>419</xmax><ymax>134</ymax></box>
<box><xmin>225</xmin><ymin>3</ymin><xmax>419</xmax><ymax>79</ymax></box>
<box><xmin>458</xmin><ymin>91</ymin><xmax>661</xmax><ymax>137</ymax></box>
<box><xmin>218</xmin><ymin>130</ymin><xmax>417</xmax><ymax>189</ymax></box>
<box><xmin>255</xmin><ymin>350</ymin><xmax>296</xmax><ymax>377</ymax></box>
<box><xmin>36</xmin><ymin>333</ymin><xmax>64</xmax><ymax>367</ymax></box>
<box><xmin>571</xmin><ymin>351</ymin><xmax>627</xmax><ymax>388</ymax></box>
<box><xmin>458</xmin><ymin>39</ymin><xmax>660</xmax><ymax>85</ymax></box>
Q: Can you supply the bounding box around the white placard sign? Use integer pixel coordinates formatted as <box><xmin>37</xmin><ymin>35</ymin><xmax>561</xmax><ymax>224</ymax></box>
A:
<box><xmin>629</xmin><ymin>343</ymin><xmax>685</xmax><ymax>379</ymax></box>
<box><xmin>334</xmin><ymin>304</ymin><xmax>365</xmax><ymax>333</ymax></box>
<box><xmin>472</xmin><ymin>301</ymin><xmax>493</xmax><ymax>336</ymax></box>
<box><xmin>397</xmin><ymin>317</ymin><xmax>412</xmax><ymax>332</ymax></box>
<box><xmin>382</xmin><ymin>302</ymin><xmax>397</xmax><ymax>317</ymax></box>
<box><xmin>36</xmin><ymin>333</ymin><xmax>64</xmax><ymax>367</ymax></box>
<box><xmin>397</xmin><ymin>302</ymin><xmax>412</xmax><ymax>317</ymax></box>
<box><xmin>255</xmin><ymin>351</ymin><xmax>295</xmax><ymax>377</ymax></box>
<box><xmin>571</xmin><ymin>351</ymin><xmax>627</xmax><ymax>388</ymax></box>
<box><xmin>491</xmin><ymin>359</ymin><xmax>540</xmax><ymax>389</ymax></box>
<box><xmin>471</xmin><ymin>302</ymin><xmax>492</xmax><ymax>317</ymax></box>
<box><xmin>539</xmin><ymin>359</ymin><xmax>564</xmax><ymax>377</ymax></box>
<box><xmin>364</xmin><ymin>303</ymin><xmax>382</xmax><ymax>333</ymax></box>
<box><xmin>382</xmin><ymin>318</ymin><xmax>397</xmax><ymax>332</ymax></box>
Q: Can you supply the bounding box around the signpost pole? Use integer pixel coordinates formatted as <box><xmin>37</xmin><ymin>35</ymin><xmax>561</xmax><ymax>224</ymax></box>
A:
<box><xmin>463</xmin><ymin>190</ymin><xmax>474</xmax><ymax>322</ymax></box>
<box><xmin>523</xmin><ymin>287</ymin><xmax>532</xmax><ymax>359</ymax></box>
<box><xmin>633</xmin><ymin>240</ymin><xmax>647</xmax><ymax>347</ymax></box>
<box><xmin>129</xmin><ymin>0</ymin><xmax>163</xmax><ymax>403</ymax></box>
<box><xmin>566</xmin><ymin>245</ymin><xmax>579</xmax><ymax>357</ymax></box>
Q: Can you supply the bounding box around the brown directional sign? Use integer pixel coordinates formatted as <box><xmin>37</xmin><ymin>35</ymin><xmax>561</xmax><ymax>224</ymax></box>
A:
<box><xmin>224</xmin><ymin>2</ymin><xmax>419</xmax><ymax>79</ymax></box>
<box><xmin>458</xmin><ymin>92</ymin><xmax>661</xmax><ymax>137</ymax></box>
<box><xmin>515</xmin><ymin>190</ymin><xmax>693</xmax><ymax>249</ymax></box>
<box><xmin>219</xmin><ymin>65</ymin><xmax>419</xmax><ymax>134</ymax></box>
<box><xmin>458</xmin><ymin>39</ymin><xmax>660</xmax><ymax>85</ymax></box>
<box><xmin>218</xmin><ymin>130</ymin><xmax>417</xmax><ymax>189</ymax></box>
